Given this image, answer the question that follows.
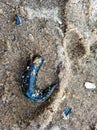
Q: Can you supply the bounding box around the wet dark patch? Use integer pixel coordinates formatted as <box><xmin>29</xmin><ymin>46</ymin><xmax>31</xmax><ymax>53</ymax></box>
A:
<box><xmin>89</xmin><ymin>124</ymin><xmax>96</xmax><ymax>130</ymax></box>
<box><xmin>70</xmin><ymin>62</ymin><xmax>80</xmax><ymax>74</ymax></box>
<box><xmin>0</xmin><ymin>39</ymin><xmax>7</xmax><ymax>56</ymax></box>
<box><xmin>66</xmin><ymin>31</ymin><xmax>86</xmax><ymax>60</ymax></box>
<box><xmin>90</xmin><ymin>43</ymin><xmax>97</xmax><ymax>60</ymax></box>
<box><xmin>90</xmin><ymin>44</ymin><xmax>97</xmax><ymax>53</ymax></box>
<box><xmin>0</xmin><ymin>84</ymin><xmax>5</xmax><ymax>98</ymax></box>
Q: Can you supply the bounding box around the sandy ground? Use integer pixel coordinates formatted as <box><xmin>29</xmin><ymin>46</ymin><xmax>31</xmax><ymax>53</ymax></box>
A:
<box><xmin>0</xmin><ymin>0</ymin><xmax>97</xmax><ymax>130</ymax></box>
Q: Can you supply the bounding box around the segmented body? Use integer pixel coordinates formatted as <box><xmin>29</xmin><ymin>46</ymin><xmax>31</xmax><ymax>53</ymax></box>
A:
<box><xmin>22</xmin><ymin>56</ymin><xmax>59</xmax><ymax>101</ymax></box>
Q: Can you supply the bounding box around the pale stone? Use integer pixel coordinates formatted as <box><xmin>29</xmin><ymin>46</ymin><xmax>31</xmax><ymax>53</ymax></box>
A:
<box><xmin>28</xmin><ymin>34</ymin><xmax>34</xmax><ymax>42</ymax></box>
<box><xmin>85</xmin><ymin>82</ymin><xmax>96</xmax><ymax>89</ymax></box>
<box><xmin>0</xmin><ymin>9</ymin><xmax>3</xmax><ymax>15</ymax></box>
<box><xmin>19</xmin><ymin>6</ymin><xmax>26</xmax><ymax>17</ymax></box>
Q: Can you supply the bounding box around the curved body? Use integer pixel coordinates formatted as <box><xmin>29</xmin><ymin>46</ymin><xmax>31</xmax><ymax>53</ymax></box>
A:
<box><xmin>22</xmin><ymin>56</ymin><xmax>59</xmax><ymax>101</ymax></box>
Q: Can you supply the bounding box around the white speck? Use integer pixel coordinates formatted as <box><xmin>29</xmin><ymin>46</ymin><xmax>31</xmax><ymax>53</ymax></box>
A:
<box><xmin>27</xmin><ymin>66</ymin><xmax>29</xmax><ymax>70</ymax></box>
<box><xmin>58</xmin><ymin>19</ymin><xmax>62</xmax><ymax>24</ymax></box>
<box><xmin>22</xmin><ymin>76</ymin><xmax>24</xmax><ymax>78</ymax></box>
<box><xmin>28</xmin><ymin>34</ymin><xmax>34</xmax><ymax>42</ymax></box>
<box><xmin>62</xmin><ymin>95</ymin><xmax>66</xmax><ymax>100</ymax></box>
<box><xmin>32</xmin><ymin>92</ymin><xmax>39</xmax><ymax>97</ymax></box>
<box><xmin>85</xmin><ymin>82</ymin><xmax>96</xmax><ymax>89</ymax></box>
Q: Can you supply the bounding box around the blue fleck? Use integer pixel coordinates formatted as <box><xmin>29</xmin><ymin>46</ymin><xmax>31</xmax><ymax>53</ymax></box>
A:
<box><xmin>64</xmin><ymin>107</ymin><xmax>72</xmax><ymax>116</ymax></box>
<box><xmin>15</xmin><ymin>14</ymin><xmax>22</xmax><ymax>25</ymax></box>
<box><xmin>22</xmin><ymin>55</ymin><xmax>59</xmax><ymax>102</ymax></box>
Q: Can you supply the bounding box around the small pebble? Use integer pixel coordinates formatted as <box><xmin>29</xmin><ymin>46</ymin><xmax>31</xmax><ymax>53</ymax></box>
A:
<box><xmin>15</xmin><ymin>14</ymin><xmax>22</xmax><ymax>25</ymax></box>
<box><xmin>19</xmin><ymin>7</ymin><xmax>26</xmax><ymax>17</ymax></box>
<box><xmin>0</xmin><ymin>9</ymin><xmax>3</xmax><ymax>15</ymax></box>
<box><xmin>85</xmin><ymin>82</ymin><xmax>96</xmax><ymax>90</ymax></box>
<box><xmin>2</xmin><ymin>95</ymin><xmax>7</xmax><ymax>103</ymax></box>
<box><xmin>28</xmin><ymin>34</ymin><xmax>34</xmax><ymax>42</ymax></box>
<box><xmin>6</xmin><ymin>40</ymin><xmax>12</xmax><ymax>51</ymax></box>
<box><xmin>63</xmin><ymin>107</ymin><xmax>72</xmax><ymax>116</ymax></box>
<box><xmin>58</xmin><ymin>18</ymin><xmax>62</xmax><ymax>25</ymax></box>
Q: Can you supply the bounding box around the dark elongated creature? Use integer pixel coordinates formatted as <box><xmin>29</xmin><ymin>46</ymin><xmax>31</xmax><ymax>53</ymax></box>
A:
<box><xmin>22</xmin><ymin>56</ymin><xmax>59</xmax><ymax>101</ymax></box>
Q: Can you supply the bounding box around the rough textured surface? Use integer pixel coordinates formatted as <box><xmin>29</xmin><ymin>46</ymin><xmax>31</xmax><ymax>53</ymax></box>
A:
<box><xmin>0</xmin><ymin>0</ymin><xmax>97</xmax><ymax>130</ymax></box>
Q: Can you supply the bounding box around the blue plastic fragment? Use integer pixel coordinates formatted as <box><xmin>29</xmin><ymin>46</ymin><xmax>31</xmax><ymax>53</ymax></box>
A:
<box><xmin>22</xmin><ymin>55</ymin><xmax>59</xmax><ymax>102</ymax></box>
<box><xmin>64</xmin><ymin>107</ymin><xmax>72</xmax><ymax>116</ymax></box>
<box><xmin>15</xmin><ymin>14</ymin><xmax>22</xmax><ymax>25</ymax></box>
